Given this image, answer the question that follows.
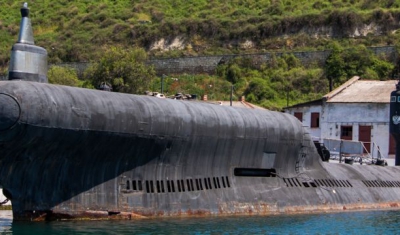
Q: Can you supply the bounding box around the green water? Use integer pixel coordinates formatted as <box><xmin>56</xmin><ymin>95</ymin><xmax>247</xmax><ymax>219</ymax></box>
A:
<box><xmin>1</xmin><ymin>210</ymin><xmax>400</xmax><ymax>234</ymax></box>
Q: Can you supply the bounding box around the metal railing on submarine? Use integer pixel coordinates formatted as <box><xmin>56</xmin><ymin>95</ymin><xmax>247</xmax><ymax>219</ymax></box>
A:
<box><xmin>315</xmin><ymin>138</ymin><xmax>387</xmax><ymax>165</ymax></box>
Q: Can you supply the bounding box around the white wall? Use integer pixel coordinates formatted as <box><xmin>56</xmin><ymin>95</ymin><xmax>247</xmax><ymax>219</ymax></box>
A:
<box><xmin>285</xmin><ymin>105</ymin><xmax>322</xmax><ymax>141</ymax></box>
<box><xmin>286</xmin><ymin>102</ymin><xmax>391</xmax><ymax>158</ymax></box>
<box><xmin>321</xmin><ymin>102</ymin><xmax>390</xmax><ymax>157</ymax></box>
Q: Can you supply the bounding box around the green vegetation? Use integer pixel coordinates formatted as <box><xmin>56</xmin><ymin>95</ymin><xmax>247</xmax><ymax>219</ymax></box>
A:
<box><xmin>326</xmin><ymin>43</ymin><xmax>395</xmax><ymax>88</ymax></box>
<box><xmin>2</xmin><ymin>0</ymin><xmax>400</xmax><ymax>109</ymax></box>
<box><xmin>48</xmin><ymin>65</ymin><xmax>94</xmax><ymax>88</ymax></box>
<box><xmin>83</xmin><ymin>47</ymin><xmax>155</xmax><ymax>93</ymax></box>
<box><xmin>48</xmin><ymin>66</ymin><xmax>80</xmax><ymax>87</ymax></box>
<box><xmin>149</xmin><ymin>44</ymin><xmax>393</xmax><ymax>110</ymax></box>
<box><xmin>1</xmin><ymin>0</ymin><xmax>400</xmax><ymax>64</ymax></box>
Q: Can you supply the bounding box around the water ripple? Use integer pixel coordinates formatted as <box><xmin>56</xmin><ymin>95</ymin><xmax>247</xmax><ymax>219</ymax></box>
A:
<box><xmin>1</xmin><ymin>210</ymin><xmax>400</xmax><ymax>234</ymax></box>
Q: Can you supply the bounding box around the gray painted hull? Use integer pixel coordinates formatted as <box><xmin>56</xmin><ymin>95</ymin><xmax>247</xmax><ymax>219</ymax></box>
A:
<box><xmin>0</xmin><ymin>81</ymin><xmax>400</xmax><ymax>221</ymax></box>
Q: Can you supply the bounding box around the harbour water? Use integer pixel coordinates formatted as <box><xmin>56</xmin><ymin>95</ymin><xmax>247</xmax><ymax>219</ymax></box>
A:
<box><xmin>1</xmin><ymin>209</ymin><xmax>400</xmax><ymax>234</ymax></box>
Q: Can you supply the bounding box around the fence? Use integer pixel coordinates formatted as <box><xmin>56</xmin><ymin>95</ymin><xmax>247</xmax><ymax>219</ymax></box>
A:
<box><xmin>322</xmin><ymin>138</ymin><xmax>385</xmax><ymax>164</ymax></box>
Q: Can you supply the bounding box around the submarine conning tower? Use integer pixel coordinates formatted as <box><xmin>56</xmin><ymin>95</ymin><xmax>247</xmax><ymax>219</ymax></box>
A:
<box><xmin>8</xmin><ymin>2</ymin><xmax>48</xmax><ymax>83</ymax></box>
<box><xmin>390</xmin><ymin>80</ymin><xmax>400</xmax><ymax>165</ymax></box>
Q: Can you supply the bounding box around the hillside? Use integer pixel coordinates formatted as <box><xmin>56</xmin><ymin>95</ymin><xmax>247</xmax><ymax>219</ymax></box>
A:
<box><xmin>1</xmin><ymin>0</ymin><xmax>400</xmax><ymax>110</ymax></box>
<box><xmin>1</xmin><ymin>0</ymin><xmax>400</xmax><ymax>66</ymax></box>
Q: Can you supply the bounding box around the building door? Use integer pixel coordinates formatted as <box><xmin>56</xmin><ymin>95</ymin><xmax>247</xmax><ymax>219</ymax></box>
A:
<box><xmin>340</xmin><ymin>126</ymin><xmax>353</xmax><ymax>140</ymax></box>
<box><xmin>359</xmin><ymin>126</ymin><xmax>371</xmax><ymax>153</ymax></box>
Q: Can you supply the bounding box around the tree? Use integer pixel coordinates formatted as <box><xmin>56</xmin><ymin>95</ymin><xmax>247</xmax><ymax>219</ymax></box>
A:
<box><xmin>244</xmin><ymin>77</ymin><xmax>277</xmax><ymax>103</ymax></box>
<box><xmin>325</xmin><ymin>43</ymin><xmax>394</xmax><ymax>89</ymax></box>
<box><xmin>48</xmin><ymin>66</ymin><xmax>80</xmax><ymax>87</ymax></box>
<box><xmin>325</xmin><ymin>42</ymin><xmax>345</xmax><ymax>90</ymax></box>
<box><xmin>281</xmin><ymin>53</ymin><xmax>300</xmax><ymax>70</ymax></box>
<box><xmin>371</xmin><ymin>57</ymin><xmax>394</xmax><ymax>79</ymax></box>
<box><xmin>84</xmin><ymin>46</ymin><xmax>156</xmax><ymax>94</ymax></box>
<box><xmin>226</xmin><ymin>63</ymin><xmax>242</xmax><ymax>84</ymax></box>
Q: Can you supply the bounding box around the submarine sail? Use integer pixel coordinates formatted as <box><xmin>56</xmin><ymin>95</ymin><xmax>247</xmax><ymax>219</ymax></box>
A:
<box><xmin>8</xmin><ymin>2</ymin><xmax>47</xmax><ymax>83</ymax></box>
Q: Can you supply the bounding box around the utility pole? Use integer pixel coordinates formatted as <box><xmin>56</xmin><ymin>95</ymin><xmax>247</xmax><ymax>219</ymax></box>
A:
<box><xmin>286</xmin><ymin>88</ymin><xmax>289</xmax><ymax>107</ymax></box>
<box><xmin>161</xmin><ymin>74</ymin><xmax>166</xmax><ymax>94</ymax></box>
<box><xmin>230</xmin><ymin>85</ymin><xmax>233</xmax><ymax>106</ymax></box>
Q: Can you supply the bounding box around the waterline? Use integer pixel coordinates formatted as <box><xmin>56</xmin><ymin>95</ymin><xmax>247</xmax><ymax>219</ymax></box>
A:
<box><xmin>1</xmin><ymin>210</ymin><xmax>400</xmax><ymax>234</ymax></box>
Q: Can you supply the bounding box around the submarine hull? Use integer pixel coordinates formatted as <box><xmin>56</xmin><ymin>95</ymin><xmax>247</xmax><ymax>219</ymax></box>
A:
<box><xmin>3</xmin><ymin>3</ymin><xmax>400</xmax><ymax>221</ymax></box>
<box><xmin>2</xmin><ymin>81</ymin><xmax>400</xmax><ymax>220</ymax></box>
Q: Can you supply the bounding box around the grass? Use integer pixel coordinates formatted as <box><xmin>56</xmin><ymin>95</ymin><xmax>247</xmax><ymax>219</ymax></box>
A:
<box><xmin>1</xmin><ymin>0</ymin><xmax>400</xmax><ymax>64</ymax></box>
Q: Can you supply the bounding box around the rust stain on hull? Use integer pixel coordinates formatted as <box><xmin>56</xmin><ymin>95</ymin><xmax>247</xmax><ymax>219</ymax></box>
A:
<box><xmin>13</xmin><ymin>202</ymin><xmax>400</xmax><ymax>221</ymax></box>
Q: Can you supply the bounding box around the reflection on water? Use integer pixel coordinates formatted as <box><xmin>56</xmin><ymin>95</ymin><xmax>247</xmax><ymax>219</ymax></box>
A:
<box><xmin>1</xmin><ymin>210</ymin><xmax>400</xmax><ymax>234</ymax></box>
<box><xmin>0</xmin><ymin>210</ymin><xmax>12</xmax><ymax>234</ymax></box>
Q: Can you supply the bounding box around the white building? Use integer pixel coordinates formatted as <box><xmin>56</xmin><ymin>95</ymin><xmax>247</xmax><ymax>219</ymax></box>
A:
<box><xmin>285</xmin><ymin>76</ymin><xmax>397</xmax><ymax>159</ymax></box>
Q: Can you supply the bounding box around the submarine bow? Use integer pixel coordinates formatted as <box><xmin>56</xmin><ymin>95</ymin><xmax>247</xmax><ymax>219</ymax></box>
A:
<box><xmin>0</xmin><ymin>80</ymin><xmax>321</xmax><ymax>220</ymax></box>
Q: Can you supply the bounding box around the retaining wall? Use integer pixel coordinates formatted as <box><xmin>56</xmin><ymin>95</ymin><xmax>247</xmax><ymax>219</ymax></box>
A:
<box><xmin>0</xmin><ymin>46</ymin><xmax>397</xmax><ymax>79</ymax></box>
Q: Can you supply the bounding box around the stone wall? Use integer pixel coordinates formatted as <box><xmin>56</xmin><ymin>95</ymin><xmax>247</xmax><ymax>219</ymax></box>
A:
<box><xmin>149</xmin><ymin>46</ymin><xmax>397</xmax><ymax>76</ymax></box>
<box><xmin>149</xmin><ymin>51</ymin><xmax>333</xmax><ymax>75</ymax></box>
<box><xmin>1</xmin><ymin>46</ymin><xmax>396</xmax><ymax>79</ymax></box>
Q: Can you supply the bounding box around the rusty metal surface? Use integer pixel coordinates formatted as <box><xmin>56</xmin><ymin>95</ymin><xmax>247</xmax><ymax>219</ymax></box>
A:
<box><xmin>12</xmin><ymin>202</ymin><xmax>400</xmax><ymax>221</ymax></box>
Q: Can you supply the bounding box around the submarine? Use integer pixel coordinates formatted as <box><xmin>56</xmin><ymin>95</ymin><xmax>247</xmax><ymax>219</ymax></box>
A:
<box><xmin>2</xmin><ymin>3</ymin><xmax>400</xmax><ymax>221</ymax></box>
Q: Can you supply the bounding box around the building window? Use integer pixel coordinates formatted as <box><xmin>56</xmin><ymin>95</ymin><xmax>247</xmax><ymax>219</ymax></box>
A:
<box><xmin>294</xmin><ymin>112</ymin><xmax>303</xmax><ymax>122</ymax></box>
<box><xmin>391</xmin><ymin>96</ymin><xmax>396</xmax><ymax>102</ymax></box>
<box><xmin>341</xmin><ymin>126</ymin><xmax>353</xmax><ymax>140</ymax></box>
<box><xmin>311</xmin><ymin>113</ymin><xmax>320</xmax><ymax>128</ymax></box>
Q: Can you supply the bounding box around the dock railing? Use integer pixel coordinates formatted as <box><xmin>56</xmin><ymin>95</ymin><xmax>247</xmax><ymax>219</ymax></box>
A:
<box><xmin>320</xmin><ymin>138</ymin><xmax>384</xmax><ymax>165</ymax></box>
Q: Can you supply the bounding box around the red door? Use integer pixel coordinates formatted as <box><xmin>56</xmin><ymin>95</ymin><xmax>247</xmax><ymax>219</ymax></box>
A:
<box><xmin>359</xmin><ymin>126</ymin><xmax>371</xmax><ymax>153</ymax></box>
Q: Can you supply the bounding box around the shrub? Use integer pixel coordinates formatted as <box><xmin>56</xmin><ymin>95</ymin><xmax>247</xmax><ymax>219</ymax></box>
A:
<box><xmin>48</xmin><ymin>66</ymin><xmax>80</xmax><ymax>87</ymax></box>
<box><xmin>84</xmin><ymin>46</ymin><xmax>156</xmax><ymax>94</ymax></box>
